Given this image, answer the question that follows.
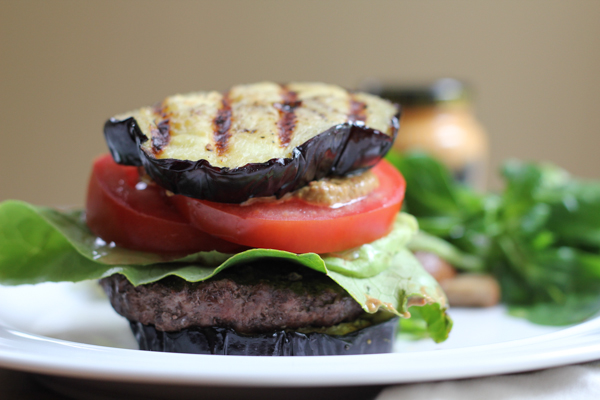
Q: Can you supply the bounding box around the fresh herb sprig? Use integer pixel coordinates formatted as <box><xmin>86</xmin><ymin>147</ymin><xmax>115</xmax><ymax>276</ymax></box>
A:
<box><xmin>388</xmin><ymin>152</ymin><xmax>600</xmax><ymax>325</ymax></box>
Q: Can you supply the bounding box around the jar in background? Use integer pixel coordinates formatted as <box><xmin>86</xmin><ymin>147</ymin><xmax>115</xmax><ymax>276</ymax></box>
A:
<box><xmin>372</xmin><ymin>78</ymin><xmax>489</xmax><ymax>190</ymax></box>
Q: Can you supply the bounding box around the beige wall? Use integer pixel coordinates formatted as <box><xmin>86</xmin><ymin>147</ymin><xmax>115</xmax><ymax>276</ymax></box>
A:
<box><xmin>1</xmin><ymin>0</ymin><xmax>599</xmax><ymax>206</ymax></box>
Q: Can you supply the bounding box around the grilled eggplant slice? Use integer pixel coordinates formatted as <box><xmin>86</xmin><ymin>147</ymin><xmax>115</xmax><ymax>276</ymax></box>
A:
<box><xmin>130</xmin><ymin>317</ymin><xmax>398</xmax><ymax>356</ymax></box>
<box><xmin>105</xmin><ymin>82</ymin><xmax>399</xmax><ymax>203</ymax></box>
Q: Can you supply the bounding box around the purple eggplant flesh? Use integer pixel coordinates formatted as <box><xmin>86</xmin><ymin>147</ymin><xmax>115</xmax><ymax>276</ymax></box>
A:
<box><xmin>130</xmin><ymin>317</ymin><xmax>398</xmax><ymax>356</ymax></box>
<box><xmin>104</xmin><ymin>115</ymin><xmax>399</xmax><ymax>203</ymax></box>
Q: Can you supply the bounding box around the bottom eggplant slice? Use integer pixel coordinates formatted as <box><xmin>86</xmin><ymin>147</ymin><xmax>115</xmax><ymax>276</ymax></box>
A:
<box><xmin>130</xmin><ymin>317</ymin><xmax>398</xmax><ymax>356</ymax></box>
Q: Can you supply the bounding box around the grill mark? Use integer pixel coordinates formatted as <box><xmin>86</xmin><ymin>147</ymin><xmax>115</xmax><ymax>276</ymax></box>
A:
<box><xmin>348</xmin><ymin>94</ymin><xmax>368</xmax><ymax>125</ymax></box>
<box><xmin>275</xmin><ymin>86</ymin><xmax>301</xmax><ymax>148</ymax></box>
<box><xmin>151</xmin><ymin>104</ymin><xmax>171</xmax><ymax>155</ymax></box>
<box><xmin>213</xmin><ymin>93</ymin><xmax>232</xmax><ymax>156</ymax></box>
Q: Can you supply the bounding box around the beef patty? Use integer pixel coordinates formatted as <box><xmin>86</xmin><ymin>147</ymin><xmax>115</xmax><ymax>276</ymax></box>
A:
<box><xmin>100</xmin><ymin>262</ymin><xmax>364</xmax><ymax>334</ymax></box>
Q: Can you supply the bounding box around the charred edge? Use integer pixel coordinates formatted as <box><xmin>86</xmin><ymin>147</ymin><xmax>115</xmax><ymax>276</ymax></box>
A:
<box><xmin>275</xmin><ymin>86</ymin><xmax>301</xmax><ymax>148</ymax></box>
<box><xmin>151</xmin><ymin>105</ymin><xmax>171</xmax><ymax>155</ymax></box>
<box><xmin>151</xmin><ymin>120</ymin><xmax>170</xmax><ymax>154</ymax></box>
<box><xmin>213</xmin><ymin>93</ymin><xmax>233</xmax><ymax>156</ymax></box>
<box><xmin>349</xmin><ymin>94</ymin><xmax>368</xmax><ymax>124</ymax></box>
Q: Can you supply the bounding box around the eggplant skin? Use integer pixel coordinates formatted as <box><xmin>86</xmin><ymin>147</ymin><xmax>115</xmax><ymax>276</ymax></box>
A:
<box><xmin>104</xmin><ymin>117</ymin><xmax>144</xmax><ymax>166</ymax></box>
<box><xmin>130</xmin><ymin>317</ymin><xmax>398</xmax><ymax>356</ymax></box>
<box><xmin>104</xmin><ymin>116</ymin><xmax>398</xmax><ymax>203</ymax></box>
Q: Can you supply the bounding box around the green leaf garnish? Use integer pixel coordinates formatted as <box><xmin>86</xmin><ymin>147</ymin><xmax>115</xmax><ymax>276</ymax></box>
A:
<box><xmin>389</xmin><ymin>151</ymin><xmax>600</xmax><ymax>326</ymax></box>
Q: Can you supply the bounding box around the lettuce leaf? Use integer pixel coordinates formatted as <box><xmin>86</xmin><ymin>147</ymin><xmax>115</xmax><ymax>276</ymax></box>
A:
<box><xmin>0</xmin><ymin>200</ymin><xmax>451</xmax><ymax>342</ymax></box>
<box><xmin>398</xmin><ymin>303</ymin><xmax>454</xmax><ymax>343</ymax></box>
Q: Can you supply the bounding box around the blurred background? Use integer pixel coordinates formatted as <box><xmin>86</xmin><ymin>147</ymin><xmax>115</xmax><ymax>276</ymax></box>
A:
<box><xmin>1</xmin><ymin>0</ymin><xmax>599</xmax><ymax>206</ymax></box>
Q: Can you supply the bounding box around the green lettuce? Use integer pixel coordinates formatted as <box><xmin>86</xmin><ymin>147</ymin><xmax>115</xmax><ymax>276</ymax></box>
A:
<box><xmin>0</xmin><ymin>200</ymin><xmax>451</xmax><ymax>342</ymax></box>
<box><xmin>388</xmin><ymin>151</ymin><xmax>600</xmax><ymax>326</ymax></box>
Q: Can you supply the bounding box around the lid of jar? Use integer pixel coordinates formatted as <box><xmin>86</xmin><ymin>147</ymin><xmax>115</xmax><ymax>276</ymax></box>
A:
<box><xmin>367</xmin><ymin>78</ymin><xmax>470</xmax><ymax>108</ymax></box>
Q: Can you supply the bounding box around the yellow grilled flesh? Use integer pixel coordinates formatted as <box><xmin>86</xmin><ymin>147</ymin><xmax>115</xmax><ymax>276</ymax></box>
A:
<box><xmin>114</xmin><ymin>82</ymin><xmax>398</xmax><ymax>168</ymax></box>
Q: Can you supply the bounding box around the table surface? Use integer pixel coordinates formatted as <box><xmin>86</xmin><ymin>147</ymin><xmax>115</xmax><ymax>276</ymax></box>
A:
<box><xmin>4</xmin><ymin>362</ymin><xmax>600</xmax><ymax>400</ymax></box>
<box><xmin>0</xmin><ymin>367</ymin><xmax>65</xmax><ymax>399</ymax></box>
<box><xmin>0</xmin><ymin>367</ymin><xmax>386</xmax><ymax>400</ymax></box>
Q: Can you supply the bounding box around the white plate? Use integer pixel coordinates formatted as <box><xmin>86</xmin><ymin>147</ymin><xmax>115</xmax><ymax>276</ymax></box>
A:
<box><xmin>1</xmin><ymin>282</ymin><xmax>600</xmax><ymax>391</ymax></box>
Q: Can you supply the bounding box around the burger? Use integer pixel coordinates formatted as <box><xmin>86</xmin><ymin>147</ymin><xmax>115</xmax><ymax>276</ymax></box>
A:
<box><xmin>0</xmin><ymin>82</ymin><xmax>451</xmax><ymax>356</ymax></box>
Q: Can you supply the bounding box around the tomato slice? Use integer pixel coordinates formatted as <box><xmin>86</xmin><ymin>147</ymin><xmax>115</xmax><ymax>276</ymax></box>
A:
<box><xmin>172</xmin><ymin>160</ymin><xmax>405</xmax><ymax>254</ymax></box>
<box><xmin>86</xmin><ymin>154</ymin><xmax>242</xmax><ymax>254</ymax></box>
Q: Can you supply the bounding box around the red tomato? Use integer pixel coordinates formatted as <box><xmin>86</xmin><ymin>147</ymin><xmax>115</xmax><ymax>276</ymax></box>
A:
<box><xmin>86</xmin><ymin>154</ymin><xmax>242</xmax><ymax>254</ymax></box>
<box><xmin>172</xmin><ymin>160</ymin><xmax>405</xmax><ymax>254</ymax></box>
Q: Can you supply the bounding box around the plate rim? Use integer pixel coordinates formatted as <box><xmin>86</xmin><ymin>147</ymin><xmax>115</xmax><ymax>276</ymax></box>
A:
<box><xmin>1</xmin><ymin>315</ymin><xmax>600</xmax><ymax>387</ymax></box>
